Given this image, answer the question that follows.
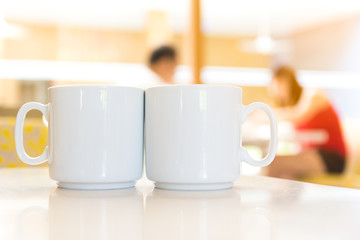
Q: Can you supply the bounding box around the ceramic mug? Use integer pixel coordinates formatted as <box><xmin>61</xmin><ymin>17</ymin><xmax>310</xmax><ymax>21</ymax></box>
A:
<box><xmin>145</xmin><ymin>84</ymin><xmax>277</xmax><ymax>190</ymax></box>
<box><xmin>15</xmin><ymin>86</ymin><xmax>144</xmax><ymax>190</ymax></box>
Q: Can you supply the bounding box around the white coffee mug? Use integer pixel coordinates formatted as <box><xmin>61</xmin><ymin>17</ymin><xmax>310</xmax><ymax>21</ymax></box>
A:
<box><xmin>15</xmin><ymin>86</ymin><xmax>144</xmax><ymax>190</ymax></box>
<box><xmin>145</xmin><ymin>84</ymin><xmax>277</xmax><ymax>190</ymax></box>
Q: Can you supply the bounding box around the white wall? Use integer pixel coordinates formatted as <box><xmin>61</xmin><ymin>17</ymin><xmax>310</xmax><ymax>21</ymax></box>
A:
<box><xmin>289</xmin><ymin>15</ymin><xmax>360</xmax><ymax>72</ymax></box>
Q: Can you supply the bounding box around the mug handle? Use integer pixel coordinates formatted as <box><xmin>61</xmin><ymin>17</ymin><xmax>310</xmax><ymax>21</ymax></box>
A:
<box><xmin>15</xmin><ymin>102</ymin><xmax>49</xmax><ymax>165</ymax></box>
<box><xmin>240</xmin><ymin>102</ymin><xmax>277</xmax><ymax>167</ymax></box>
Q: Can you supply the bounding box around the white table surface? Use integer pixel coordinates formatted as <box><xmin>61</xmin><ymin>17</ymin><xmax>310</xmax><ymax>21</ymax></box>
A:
<box><xmin>1</xmin><ymin>168</ymin><xmax>360</xmax><ymax>240</ymax></box>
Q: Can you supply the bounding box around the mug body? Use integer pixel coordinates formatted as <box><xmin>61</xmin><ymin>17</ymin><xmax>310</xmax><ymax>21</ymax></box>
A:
<box><xmin>145</xmin><ymin>85</ymin><xmax>242</xmax><ymax>190</ymax></box>
<box><xmin>48</xmin><ymin>86</ymin><xmax>144</xmax><ymax>189</ymax></box>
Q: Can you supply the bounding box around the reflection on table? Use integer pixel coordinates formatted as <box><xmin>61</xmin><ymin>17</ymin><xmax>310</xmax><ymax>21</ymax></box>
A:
<box><xmin>1</xmin><ymin>168</ymin><xmax>360</xmax><ymax>240</ymax></box>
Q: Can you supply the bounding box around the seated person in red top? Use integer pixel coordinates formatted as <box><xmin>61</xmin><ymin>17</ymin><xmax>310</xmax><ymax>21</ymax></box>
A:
<box><xmin>267</xmin><ymin>66</ymin><xmax>347</xmax><ymax>179</ymax></box>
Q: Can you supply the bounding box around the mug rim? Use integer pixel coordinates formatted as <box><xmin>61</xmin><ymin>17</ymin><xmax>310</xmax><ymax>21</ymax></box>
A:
<box><xmin>48</xmin><ymin>85</ymin><xmax>143</xmax><ymax>91</ymax></box>
<box><xmin>146</xmin><ymin>84</ymin><xmax>241</xmax><ymax>91</ymax></box>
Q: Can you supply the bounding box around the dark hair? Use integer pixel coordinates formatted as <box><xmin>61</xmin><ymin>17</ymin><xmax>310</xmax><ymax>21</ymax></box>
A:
<box><xmin>149</xmin><ymin>46</ymin><xmax>176</xmax><ymax>65</ymax></box>
<box><xmin>272</xmin><ymin>66</ymin><xmax>303</xmax><ymax>107</ymax></box>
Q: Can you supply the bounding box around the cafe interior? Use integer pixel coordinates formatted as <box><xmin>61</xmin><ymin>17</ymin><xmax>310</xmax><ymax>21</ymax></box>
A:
<box><xmin>1</xmin><ymin>1</ymin><xmax>360</xmax><ymax>186</ymax></box>
<box><xmin>2</xmin><ymin>1</ymin><xmax>360</xmax><ymax>239</ymax></box>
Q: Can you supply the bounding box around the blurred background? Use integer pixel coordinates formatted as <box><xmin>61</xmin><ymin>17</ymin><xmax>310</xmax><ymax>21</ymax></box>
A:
<box><xmin>1</xmin><ymin>0</ymin><xmax>360</xmax><ymax>187</ymax></box>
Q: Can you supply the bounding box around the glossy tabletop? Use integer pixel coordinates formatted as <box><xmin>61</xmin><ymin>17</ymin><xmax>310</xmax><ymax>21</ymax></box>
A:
<box><xmin>1</xmin><ymin>168</ymin><xmax>360</xmax><ymax>240</ymax></box>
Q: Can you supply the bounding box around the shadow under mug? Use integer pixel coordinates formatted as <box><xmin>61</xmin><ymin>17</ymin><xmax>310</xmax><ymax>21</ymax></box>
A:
<box><xmin>145</xmin><ymin>84</ymin><xmax>278</xmax><ymax>190</ymax></box>
<box><xmin>15</xmin><ymin>86</ymin><xmax>144</xmax><ymax>190</ymax></box>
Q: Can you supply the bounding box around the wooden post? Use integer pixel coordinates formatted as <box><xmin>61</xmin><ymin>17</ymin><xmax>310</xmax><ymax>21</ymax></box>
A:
<box><xmin>190</xmin><ymin>0</ymin><xmax>203</xmax><ymax>84</ymax></box>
